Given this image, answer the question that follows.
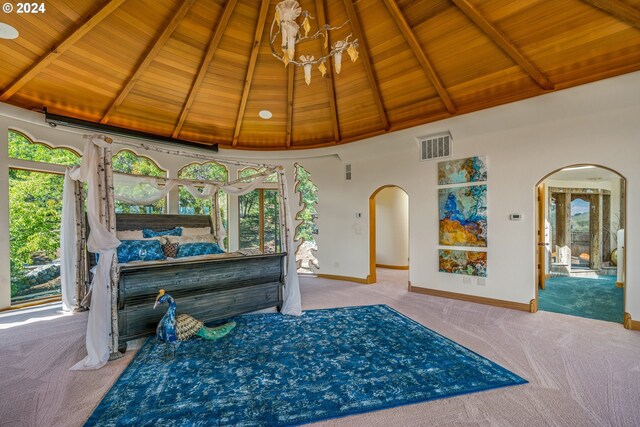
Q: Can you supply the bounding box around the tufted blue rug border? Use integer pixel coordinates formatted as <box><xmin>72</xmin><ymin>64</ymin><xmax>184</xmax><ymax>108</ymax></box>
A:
<box><xmin>86</xmin><ymin>305</ymin><xmax>527</xmax><ymax>426</ymax></box>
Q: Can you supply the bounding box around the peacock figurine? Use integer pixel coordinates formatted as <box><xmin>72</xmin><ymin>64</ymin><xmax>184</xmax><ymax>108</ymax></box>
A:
<box><xmin>153</xmin><ymin>289</ymin><xmax>236</xmax><ymax>357</ymax></box>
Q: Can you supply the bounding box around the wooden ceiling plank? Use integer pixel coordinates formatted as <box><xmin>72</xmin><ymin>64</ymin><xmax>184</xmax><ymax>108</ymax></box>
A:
<box><xmin>342</xmin><ymin>0</ymin><xmax>390</xmax><ymax>130</ymax></box>
<box><xmin>0</xmin><ymin>0</ymin><xmax>127</xmax><ymax>101</ymax></box>
<box><xmin>101</xmin><ymin>0</ymin><xmax>196</xmax><ymax>124</ymax></box>
<box><xmin>451</xmin><ymin>0</ymin><xmax>554</xmax><ymax>90</ymax></box>
<box><xmin>316</xmin><ymin>0</ymin><xmax>341</xmax><ymax>143</ymax></box>
<box><xmin>286</xmin><ymin>65</ymin><xmax>295</xmax><ymax>148</ymax></box>
<box><xmin>582</xmin><ymin>0</ymin><xmax>640</xmax><ymax>29</ymax></box>
<box><xmin>172</xmin><ymin>0</ymin><xmax>238</xmax><ymax>138</ymax></box>
<box><xmin>232</xmin><ymin>0</ymin><xmax>270</xmax><ymax>147</ymax></box>
<box><xmin>381</xmin><ymin>0</ymin><xmax>455</xmax><ymax>114</ymax></box>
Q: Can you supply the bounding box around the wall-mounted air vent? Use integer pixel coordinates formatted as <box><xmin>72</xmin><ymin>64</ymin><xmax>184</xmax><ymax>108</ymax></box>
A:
<box><xmin>418</xmin><ymin>132</ymin><xmax>451</xmax><ymax>161</ymax></box>
<box><xmin>345</xmin><ymin>164</ymin><xmax>352</xmax><ymax>180</ymax></box>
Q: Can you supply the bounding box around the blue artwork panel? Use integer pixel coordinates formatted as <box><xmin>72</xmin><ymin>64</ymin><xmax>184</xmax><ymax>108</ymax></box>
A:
<box><xmin>439</xmin><ymin>185</ymin><xmax>487</xmax><ymax>247</ymax></box>
<box><xmin>438</xmin><ymin>156</ymin><xmax>487</xmax><ymax>185</ymax></box>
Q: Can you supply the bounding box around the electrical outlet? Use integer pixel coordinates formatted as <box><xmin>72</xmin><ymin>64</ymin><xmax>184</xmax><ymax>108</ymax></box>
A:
<box><xmin>462</xmin><ymin>276</ymin><xmax>472</xmax><ymax>284</ymax></box>
<box><xmin>477</xmin><ymin>278</ymin><xmax>486</xmax><ymax>286</ymax></box>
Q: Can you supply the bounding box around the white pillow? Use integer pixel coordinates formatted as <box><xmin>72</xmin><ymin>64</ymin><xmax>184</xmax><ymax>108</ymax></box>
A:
<box><xmin>182</xmin><ymin>227</ymin><xmax>212</xmax><ymax>236</ymax></box>
<box><xmin>116</xmin><ymin>230</ymin><xmax>143</xmax><ymax>240</ymax></box>
<box><xmin>165</xmin><ymin>234</ymin><xmax>217</xmax><ymax>245</ymax></box>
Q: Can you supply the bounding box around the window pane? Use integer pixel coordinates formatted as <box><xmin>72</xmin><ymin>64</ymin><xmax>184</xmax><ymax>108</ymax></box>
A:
<box><xmin>9</xmin><ymin>169</ymin><xmax>64</xmax><ymax>304</ymax></box>
<box><xmin>239</xmin><ymin>167</ymin><xmax>277</xmax><ymax>182</ymax></box>
<box><xmin>263</xmin><ymin>190</ymin><xmax>280</xmax><ymax>254</ymax></box>
<box><xmin>178</xmin><ymin>162</ymin><xmax>229</xmax><ymax>248</ymax></box>
<box><xmin>112</xmin><ymin>150</ymin><xmax>166</xmax><ymax>214</ymax></box>
<box><xmin>239</xmin><ymin>190</ymin><xmax>260</xmax><ymax>250</ymax></box>
<box><xmin>294</xmin><ymin>163</ymin><xmax>319</xmax><ymax>273</ymax></box>
<box><xmin>9</xmin><ymin>130</ymin><xmax>80</xmax><ymax>166</ymax></box>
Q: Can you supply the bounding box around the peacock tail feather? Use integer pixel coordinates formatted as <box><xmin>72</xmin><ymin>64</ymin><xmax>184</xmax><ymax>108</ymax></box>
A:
<box><xmin>195</xmin><ymin>321</ymin><xmax>237</xmax><ymax>341</ymax></box>
<box><xmin>175</xmin><ymin>314</ymin><xmax>204</xmax><ymax>341</ymax></box>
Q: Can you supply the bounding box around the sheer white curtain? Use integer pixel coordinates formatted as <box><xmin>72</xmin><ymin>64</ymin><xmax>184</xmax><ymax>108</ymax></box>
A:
<box><xmin>60</xmin><ymin>170</ymin><xmax>77</xmax><ymax>312</ymax></box>
<box><xmin>67</xmin><ymin>137</ymin><xmax>121</xmax><ymax>371</ymax></box>
<box><xmin>277</xmin><ymin>169</ymin><xmax>302</xmax><ymax>316</ymax></box>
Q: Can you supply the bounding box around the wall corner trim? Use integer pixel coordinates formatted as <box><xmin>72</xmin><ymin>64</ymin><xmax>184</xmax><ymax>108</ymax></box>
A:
<box><xmin>409</xmin><ymin>286</ymin><xmax>531</xmax><ymax>312</ymax></box>
<box><xmin>316</xmin><ymin>274</ymin><xmax>370</xmax><ymax>284</ymax></box>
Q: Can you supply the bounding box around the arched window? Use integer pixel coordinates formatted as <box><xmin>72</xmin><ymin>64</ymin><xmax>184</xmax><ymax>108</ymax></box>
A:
<box><xmin>8</xmin><ymin>130</ymin><xmax>80</xmax><ymax>166</ymax></box>
<box><xmin>237</xmin><ymin>167</ymin><xmax>280</xmax><ymax>253</ymax></box>
<box><xmin>112</xmin><ymin>150</ymin><xmax>166</xmax><ymax>214</ymax></box>
<box><xmin>8</xmin><ymin>131</ymin><xmax>80</xmax><ymax>305</ymax></box>
<box><xmin>238</xmin><ymin>167</ymin><xmax>278</xmax><ymax>182</ymax></box>
<box><xmin>178</xmin><ymin>162</ymin><xmax>229</xmax><ymax>247</ymax></box>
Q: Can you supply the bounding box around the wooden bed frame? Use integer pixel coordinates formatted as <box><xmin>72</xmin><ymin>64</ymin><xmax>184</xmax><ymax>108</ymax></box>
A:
<box><xmin>113</xmin><ymin>214</ymin><xmax>285</xmax><ymax>352</ymax></box>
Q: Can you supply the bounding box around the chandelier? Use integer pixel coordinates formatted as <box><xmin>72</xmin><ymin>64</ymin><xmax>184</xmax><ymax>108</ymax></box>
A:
<box><xmin>269</xmin><ymin>0</ymin><xmax>359</xmax><ymax>85</ymax></box>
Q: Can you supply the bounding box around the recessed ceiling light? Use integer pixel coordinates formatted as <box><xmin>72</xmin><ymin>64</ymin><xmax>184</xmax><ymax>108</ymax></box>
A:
<box><xmin>259</xmin><ymin>110</ymin><xmax>272</xmax><ymax>120</ymax></box>
<box><xmin>561</xmin><ymin>165</ymin><xmax>596</xmax><ymax>171</ymax></box>
<box><xmin>0</xmin><ymin>23</ymin><xmax>19</xmax><ymax>40</ymax></box>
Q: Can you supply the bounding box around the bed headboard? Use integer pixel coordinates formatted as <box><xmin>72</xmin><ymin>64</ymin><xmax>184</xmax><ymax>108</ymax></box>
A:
<box><xmin>115</xmin><ymin>214</ymin><xmax>213</xmax><ymax>232</ymax></box>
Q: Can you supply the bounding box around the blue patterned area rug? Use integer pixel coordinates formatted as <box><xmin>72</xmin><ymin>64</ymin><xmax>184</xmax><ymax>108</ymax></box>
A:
<box><xmin>86</xmin><ymin>305</ymin><xmax>526</xmax><ymax>426</ymax></box>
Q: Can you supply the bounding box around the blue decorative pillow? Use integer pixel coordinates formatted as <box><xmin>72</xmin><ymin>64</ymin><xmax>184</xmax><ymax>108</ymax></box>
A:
<box><xmin>142</xmin><ymin>227</ymin><xmax>182</xmax><ymax>238</ymax></box>
<box><xmin>176</xmin><ymin>242</ymin><xmax>224</xmax><ymax>258</ymax></box>
<box><xmin>117</xmin><ymin>240</ymin><xmax>166</xmax><ymax>263</ymax></box>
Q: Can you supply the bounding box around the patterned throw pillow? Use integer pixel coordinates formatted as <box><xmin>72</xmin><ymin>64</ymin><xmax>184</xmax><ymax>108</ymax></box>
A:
<box><xmin>117</xmin><ymin>240</ymin><xmax>166</xmax><ymax>263</ymax></box>
<box><xmin>162</xmin><ymin>242</ymin><xmax>179</xmax><ymax>258</ymax></box>
<box><xmin>176</xmin><ymin>242</ymin><xmax>224</xmax><ymax>258</ymax></box>
<box><xmin>142</xmin><ymin>227</ymin><xmax>182</xmax><ymax>238</ymax></box>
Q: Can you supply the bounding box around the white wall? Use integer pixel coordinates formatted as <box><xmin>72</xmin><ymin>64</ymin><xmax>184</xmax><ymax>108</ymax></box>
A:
<box><xmin>375</xmin><ymin>187</ymin><xmax>409</xmax><ymax>267</ymax></box>
<box><xmin>1</xmin><ymin>71</ymin><xmax>639</xmax><ymax>320</ymax></box>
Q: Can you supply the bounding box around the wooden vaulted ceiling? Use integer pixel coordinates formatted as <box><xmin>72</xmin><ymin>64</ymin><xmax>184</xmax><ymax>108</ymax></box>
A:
<box><xmin>1</xmin><ymin>0</ymin><xmax>639</xmax><ymax>150</ymax></box>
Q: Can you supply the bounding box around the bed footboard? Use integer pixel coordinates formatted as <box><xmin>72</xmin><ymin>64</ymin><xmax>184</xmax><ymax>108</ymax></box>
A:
<box><xmin>117</xmin><ymin>253</ymin><xmax>285</xmax><ymax>351</ymax></box>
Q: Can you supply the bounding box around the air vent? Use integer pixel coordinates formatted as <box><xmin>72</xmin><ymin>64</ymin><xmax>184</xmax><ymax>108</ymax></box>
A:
<box><xmin>418</xmin><ymin>132</ymin><xmax>451</xmax><ymax>161</ymax></box>
<box><xmin>345</xmin><ymin>164</ymin><xmax>352</xmax><ymax>180</ymax></box>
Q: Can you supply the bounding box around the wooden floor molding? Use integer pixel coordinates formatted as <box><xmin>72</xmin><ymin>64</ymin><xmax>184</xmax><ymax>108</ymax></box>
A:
<box><xmin>376</xmin><ymin>264</ymin><xmax>409</xmax><ymax>270</ymax></box>
<box><xmin>316</xmin><ymin>274</ymin><xmax>370</xmax><ymax>284</ymax></box>
<box><xmin>409</xmin><ymin>285</ymin><xmax>530</xmax><ymax>312</ymax></box>
<box><xmin>616</xmin><ymin>281</ymin><xmax>624</xmax><ymax>288</ymax></box>
<box><xmin>624</xmin><ymin>313</ymin><xmax>640</xmax><ymax>331</ymax></box>
<box><xmin>0</xmin><ymin>296</ymin><xmax>62</xmax><ymax>312</ymax></box>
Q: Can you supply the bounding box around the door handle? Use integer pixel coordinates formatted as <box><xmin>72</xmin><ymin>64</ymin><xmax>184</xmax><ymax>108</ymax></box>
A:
<box><xmin>537</xmin><ymin>242</ymin><xmax>549</xmax><ymax>247</ymax></box>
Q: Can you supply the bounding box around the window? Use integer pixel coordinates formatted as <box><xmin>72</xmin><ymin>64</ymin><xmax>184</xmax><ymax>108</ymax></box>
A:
<box><xmin>9</xmin><ymin>129</ymin><xmax>80</xmax><ymax>166</ymax></box>
<box><xmin>238</xmin><ymin>168</ymin><xmax>280</xmax><ymax>253</ymax></box>
<box><xmin>179</xmin><ymin>162</ymin><xmax>229</xmax><ymax>247</ymax></box>
<box><xmin>293</xmin><ymin>163</ymin><xmax>319</xmax><ymax>273</ymax></box>
<box><xmin>112</xmin><ymin>150</ymin><xmax>166</xmax><ymax>214</ymax></box>
<box><xmin>8</xmin><ymin>131</ymin><xmax>81</xmax><ymax>304</ymax></box>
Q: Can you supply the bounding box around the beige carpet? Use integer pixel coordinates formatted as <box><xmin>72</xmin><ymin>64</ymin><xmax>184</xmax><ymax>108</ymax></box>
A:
<box><xmin>1</xmin><ymin>269</ymin><xmax>639</xmax><ymax>426</ymax></box>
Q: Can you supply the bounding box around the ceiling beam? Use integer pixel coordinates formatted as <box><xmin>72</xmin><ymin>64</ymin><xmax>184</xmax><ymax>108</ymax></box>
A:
<box><xmin>582</xmin><ymin>0</ymin><xmax>640</xmax><ymax>29</ymax></box>
<box><xmin>286</xmin><ymin>65</ymin><xmax>295</xmax><ymax>148</ymax></box>
<box><xmin>0</xmin><ymin>0</ymin><xmax>127</xmax><ymax>102</ymax></box>
<box><xmin>232</xmin><ymin>0</ymin><xmax>270</xmax><ymax>147</ymax></box>
<box><xmin>101</xmin><ymin>0</ymin><xmax>196</xmax><ymax>124</ymax></box>
<box><xmin>451</xmin><ymin>0</ymin><xmax>554</xmax><ymax>90</ymax></box>
<box><xmin>342</xmin><ymin>0</ymin><xmax>390</xmax><ymax>131</ymax></box>
<box><xmin>382</xmin><ymin>0</ymin><xmax>455</xmax><ymax>114</ymax></box>
<box><xmin>172</xmin><ymin>0</ymin><xmax>237</xmax><ymax>138</ymax></box>
<box><xmin>315</xmin><ymin>0</ymin><xmax>340</xmax><ymax>143</ymax></box>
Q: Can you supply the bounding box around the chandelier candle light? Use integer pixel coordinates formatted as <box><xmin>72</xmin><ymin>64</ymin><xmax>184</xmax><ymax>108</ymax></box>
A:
<box><xmin>270</xmin><ymin>0</ymin><xmax>359</xmax><ymax>85</ymax></box>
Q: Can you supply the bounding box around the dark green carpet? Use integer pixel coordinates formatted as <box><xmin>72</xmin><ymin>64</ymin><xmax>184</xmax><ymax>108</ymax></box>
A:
<box><xmin>539</xmin><ymin>275</ymin><xmax>623</xmax><ymax>323</ymax></box>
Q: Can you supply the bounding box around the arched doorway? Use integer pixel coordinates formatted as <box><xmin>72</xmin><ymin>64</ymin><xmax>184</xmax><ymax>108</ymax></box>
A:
<box><xmin>368</xmin><ymin>185</ymin><xmax>409</xmax><ymax>284</ymax></box>
<box><xmin>534</xmin><ymin>164</ymin><xmax>627</xmax><ymax>326</ymax></box>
